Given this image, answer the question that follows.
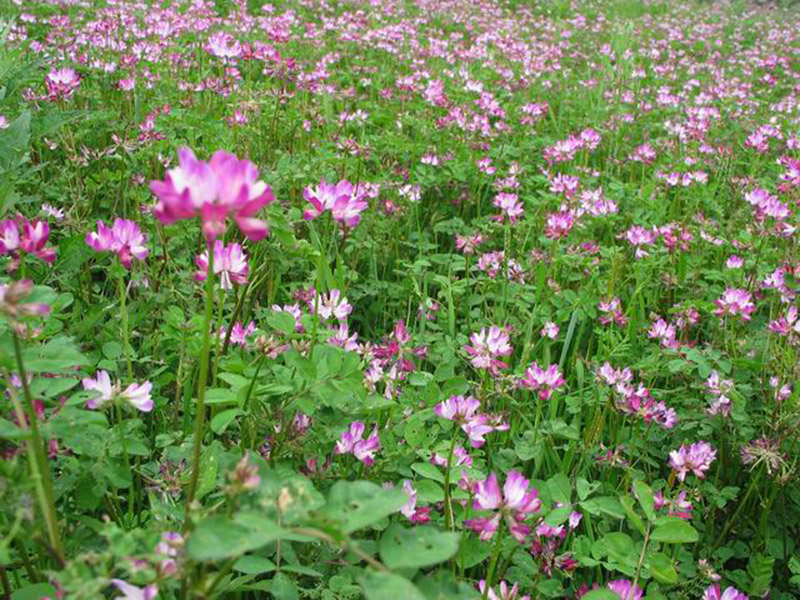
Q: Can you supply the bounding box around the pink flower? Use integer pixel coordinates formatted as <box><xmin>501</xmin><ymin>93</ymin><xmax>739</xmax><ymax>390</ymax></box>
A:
<box><xmin>477</xmin><ymin>580</ymin><xmax>530</xmax><ymax>600</ymax></box>
<box><xmin>669</xmin><ymin>441</ymin><xmax>716</xmax><ymax>482</ymax></box>
<box><xmin>150</xmin><ymin>148</ymin><xmax>274</xmax><ymax>241</ymax></box>
<box><xmin>195</xmin><ymin>240</ymin><xmax>248</xmax><ymax>289</ymax></box>
<box><xmin>607</xmin><ymin>579</ymin><xmax>643</xmax><ymax>600</ymax></box>
<box><xmin>464</xmin><ymin>471</ymin><xmax>540</xmax><ymax>542</ymax></box>
<box><xmin>0</xmin><ymin>279</ymin><xmax>51</xmax><ymax>319</ymax></box>
<box><xmin>86</xmin><ymin>219</ymin><xmax>149</xmax><ymax>268</ymax></box>
<box><xmin>455</xmin><ymin>233</ymin><xmax>484</xmax><ymax>255</ymax></box>
<box><xmin>434</xmin><ymin>395</ymin><xmax>508</xmax><ymax>448</ymax></box>
<box><xmin>315</xmin><ymin>289</ymin><xmax>353</xmax><ymax>322</ymax></box>
<box><xmin>540</xmin><ymin>322</ymin><xmax>559</xmax><ymax>339</ymax></box>
<box><xmin>328</xmin><ymin>323</ymin><xmax>359</xmax><ymax>352</ymax></box>
<box><xmin>647</xmin><ymin>317</ymin><xmax>679</xmax><ymax>349</ymax></box>
<box><xmin>0</xmin><ymin>219</ymin><xmax>20</xmax><ymax>256</ymax></box>
<box><xmin>702</xmin><ymin>585</ymin><xmax>748</xmax><ymax>600</ymax></box>
<box><xmin>464</xmin><ymin>326</ymin><xmax>513</xmax><ymax>375</ymax></box>
<box><xmin>271</xmin><ymin>304</ymin><xmax>304</xmax><ymax>332</ymax></box>
<box><xmin>598</xmin><ymin>298</ymin><xmax>627</xmax><ymax>327</ymax></box>
<box><xmin>303</xmin><ymin>179</ymin><xmax>368</xmax><ymax>228</ymax></box>
<box><xmin>714</xmin><ymin>288</ymin><xmax>756</xmax><ymax>321</ymax></box>
<box><xmin>46</xmin><ymin>67</ymin><xmax>80</xmax><ymax>100</ymax></box>
<box><xmin>493</xmin><ymin>192</ymin><xmax>524</xmax><ymax>224</ymax></box>
<box><xmin>111</xmin><ymin>580</ymin><xmax>158</xmax><ymax>600</ymax></box>
<box><xmin>19</xmin><ymin>219</ymin><xmax>57</xmax><ymax>263</ymax></box>
<box><xmin>223</xmin><ymin>321</ymin><xmax>256</xmax><ymax>347</ymax></box>
<box><xmin>82</xmin><ymin>370</ymin><xmax>153</xmax><ymax>413</ymax></box>
<box><xmin>520</xmin><ymin>362</ymin><xmax>565</xmax><ymax>400</ymax></box>
<box><xmin>335</xmin><ymin>421</ymin><xmax>380</xmax><ymax>466</ymax></box>
<box><xmin>206</xmin><ymin>31</ymin><xmax>242</xmax><ymax>59</ymax></box>
<box><xmin>544</xmin><ymin>209</ymin><xmax>575</xmax><ymax>240</ymax></box>
<box><xmin>397</xmin><ymin>480</ymin><xmax>429</xmax><ymax>523</ymax></box>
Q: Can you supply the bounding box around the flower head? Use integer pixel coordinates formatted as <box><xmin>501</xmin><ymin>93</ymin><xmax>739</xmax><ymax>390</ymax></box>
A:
<box><xmin>303</xmin><ymin>179</ymin><xmax>368</xmax><ymax>228</ymax></box>
<box><xmin>82</xmin><ymin>370</ymin><xmax>153</xmax><ymax>413</ymax></box>
<box><xmin>335</xmin><ymin>421</ymin><xmax>380</xmax><ymax>466</ymax></box>
<box><xmin>464</xmin><ymin>471</ymin><xmax>540</xmax><ymax>542</ymax></box>
<box><xmin>607</xmin><ymin>579</ymin><xmax>643</xmax><ymax>600</ymax></box>
<box><xmin>86</xmin><ymin>219</ymin><xmax>149</xmax><ymax>268</ymax></box>
<box><xmin>702</xmin><ymin>584</ymin><xmax>748</xmax><ymax>600</ymax></box>
<box><xmin>150</xmin><ymin>148</ymin><xmax>274</xmax><ymax>241</ymax></box>
<box><xmin>714</xmin><ymin>288</ymin><xmax>755</xmax><ymax>321</ymax></box>
<box><xmin>111</xmin><ymin>580</ymin><xmax>158</xmax><ymax>600</ymax></box>
<box><xmin>0</xmin><ymin>280</ymin><xmax>50</xmax><ymax>320</ymax></box>
<box><xmin>195</xmin><ymin>240</ymin><xmax>248</xmax><ymax>289</ymax></box>
<box><xmin>668</xmin><ymin>441</ymin><xmax>716</xmax><ymax>482</ymax></box>
<box><xmin>464</xmin><ymin>326</ymin><xmax>513</xmax><ymax>375</ymax></box>
<box><xmin>519</xmin><ymin>362</ymin><xmax>565</xmax><ymax>400</ymax></box>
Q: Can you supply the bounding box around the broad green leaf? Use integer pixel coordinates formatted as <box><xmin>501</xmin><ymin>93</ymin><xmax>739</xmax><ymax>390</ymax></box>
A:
<box><xmin>580</xmin><ymin>496</ymin><xmax>625</xmax><ymax>519</ymax></box>
<box><xmin>360</xmin><ymin>571</ymin><xmax>426</xmax><ymax>600</ymax></box>
<box><xmin>187</xmin><ymin>514</ymin><xmax>285</xmax><ymax>561</ymax></box>
<box><xmin>379</xmin><ymin>524</ymin><xmax>460</xmax><ymax>569</ymax></box>
<box><xmin>651</xmin><ymin>518</ymin><xmax>698</xmax><ymax>544</ymax></box>
<box><xmin>633</xmin><ymin>480</ymin><xmax>656</xmax><ymax>521</ymax></box>
<box><xmin>620</xmin><ymin>495</ymin><xmax>646</xmax><ymax>536</ymax></box>
<box><xmin>211</xmin><ymin>408</ymin><xmax>241</xmax><ymax>434</ymax></box>
<box><xmin>545</xmin><ymin>506</ymin><xmax>573</xmax><ymax>526</ymax></box>
<box><xmin>649</xmin><ymin>551</ymin><xmax>678</xmax><ymax>584</ymax></box>
<box><xmin>11</xmin><ymin>583</ymin><xmax>57</xmax><ymax>600</ymax></box>
<box><xmin>581</xmin><ymin>591</ymin><xmax>620</xmax><ymax>600</ymax></box>
<box><xmin>233</xmin><ymin>555</ymin><xmax>276</xmax><ymax>574</ymax></box>
<box><xmin>412</xmin><ymin>461</ymin><xmax>445</xmax><ymax>483</ymax></box>
<box><xmin>319</xmin><ymin>481</ymin><xmax>408</xmax><ymax>535</ymax></box>
<box><xmin>547</xmin><ymin>473</ymin><xmax>571</xmax><ymax>504</ymax></box>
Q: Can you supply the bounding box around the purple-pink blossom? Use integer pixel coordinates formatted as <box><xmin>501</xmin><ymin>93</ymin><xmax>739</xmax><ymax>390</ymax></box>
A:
<box><xmin>668</xmin><ymin>441</ymin><xmax>716</xmax><ymax>481</ymax></box>
<box><xmin>464</xmin><ymin>471</ymin><xmax>541</xmax><ymax>542</ymax></box>
<box><xmin>335</xmin><ymin>421</ymin><xmax>380</xmax><ymax>466</ymax></box>
<box><xmin>195</xmin><ymin>240</ymin><xmax>248</xmax><ymax>289</ymax></box>
<box><xmin>86</xmin><ymin>219</ymin><xmax>149</xmax><ymax>268</ymax></box>
<box><xmin>464</xmin><ymin>326</ymin><xmax>513</xmax><ymax>375</ymax></box>
<box><xmin>150</xmin><ymin>147</ymin><xmax>274</xmax><ymax>241</ymax></box>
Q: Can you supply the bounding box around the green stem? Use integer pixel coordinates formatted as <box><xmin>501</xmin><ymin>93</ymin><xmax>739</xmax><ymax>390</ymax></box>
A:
<box><xmin>442</xmin><ymin>434</ymin><xmax>459</xmax><ymax>531</ymax></box>
<box><xmin>10</xmin><ymin>333</ymin><xmax>64</xmax><ymax>561</ymax></box>
<box><xmin>484</xmin><ymin>521</ymin><xmax>505</xmax><ymax>596</ymax></box>
<box><xmin>714</xmin><ymin>468</ymin><xmax>763</xmax><ymax>549</ymax></box>
<box><xmin>118</xmin><ymin>266</ymin><xmax>133</xmax><ymax>382</ymax></box>
<box><xmin>185</xmin><ymin>245</ymin><xmax>216</xmax><ymax>523</ymax></box>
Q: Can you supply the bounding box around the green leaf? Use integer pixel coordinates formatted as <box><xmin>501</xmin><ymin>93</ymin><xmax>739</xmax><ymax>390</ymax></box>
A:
<box><xmin>11</xmin><ymin>583</ymin><xmax>57</xmax><ymax>600</ymax></box>
<box><xmin>319</xmin><ymin>481</ymin><xmax>408</xmax><ymax>535</ymax></box>
<box><xmin>187</xmin><ymin>514</ymin><xmax>285</xmax><ymax>561</ymax></box>
<box><xmin>379</xmin><ymin>524</ymin><xmax>460</xmax><ymax>569</ymax></box>
<box><xmin>270</xmin><ymin>572</ymin><xmax>299</xmax><ymax>600</ymax></box>
<box><xmin>233</xmin><ymin>555</ymin><xmax>276</xmax><ymax>574</ymax></box>
<box><xmin>651</xmin><ymin>518</ymin><xmax>699</xmax><ymax>544</ymax></box>
<box><xmin>747</xmin><ymin>553</ymin><xmax>774</xmax><ymax>596</ymax></box>
<box><xmin>580</xmin><ymin>496</ymin><xmax>625</xmax><ymax>519</ymax></box>
<box><xmin>604</xmin><ymin>532</ymin><xmax>637</xmax><ymax>565</ymax></box>
<box><xmin>649</xmin><ymin>551</ymin><xmax>678</xmax><ymax>585</ymax></box>
<box><xmin>577</xmin><ymin>478</ymin><xmax>599</xmax><ymax>501</ymax></box>
<box><xmin>544</xmin><ymin>506</ymin><xmax>573</xmax><ymax>526</ymax></box>
<box><xmin>211</xmin><ymin>408</ymin><xmax>241</xmax><ymax>434</ymax></box>
<box><xmin>633</xmin><ymin>480</ymin><xmax>656</xmax><ymax>521</ymax></box>
<box><xmin>581</xmin><ymin>591</ymin><xmax>619</xmax><ymax>600</ymax></box>
<box><xmin>412</xmin><ymin>461</ymin><xmax>445</xmax><ymax>483</ymax></box>
<box><xmin>547</xmin><ymin>473</ymin><xmax>571</xmax><ymax>504</ymax></box>
<box><xmin>0</xmin><ymin>417</ymin><xmax>26</xmax><ymax>441</ymax></box>
<box><xmin>0</xmin><ymin>110</ymin><xmax>30</xmax><ymax>172</ymax></box>
<box><xmin>360</xmin><ymin>571</ymin><xmax>426</xmax><ymax>600</ymax></box>
<box><xmin>267</xmin><ymin>311</ymin><xmax>297</xmax><ymax>335</ymax></box>
<box><xmin>620</xmin><ymin>495</ymin><xmax>646</xmax><ymax>536</ymax></box>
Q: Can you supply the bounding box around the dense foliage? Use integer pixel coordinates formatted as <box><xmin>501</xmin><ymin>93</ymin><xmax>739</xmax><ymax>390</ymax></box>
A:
<box><xmin>1</xmin><ymin>0</ymin><xmax>800</xmax><ymax>598</ymax></box>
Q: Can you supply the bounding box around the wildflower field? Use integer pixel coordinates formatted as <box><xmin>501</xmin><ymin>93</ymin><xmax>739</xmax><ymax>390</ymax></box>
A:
<box><xmin>1</xmin><ymin>0</ymin><xmax>800</xmax><ymax>598</ymax></box>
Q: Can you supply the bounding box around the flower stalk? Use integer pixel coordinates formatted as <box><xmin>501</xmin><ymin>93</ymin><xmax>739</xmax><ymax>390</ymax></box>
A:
<box><xmin>185</xmin><ymin>246</ymin><xmax>216</xmax><ymax>519</ymax></box>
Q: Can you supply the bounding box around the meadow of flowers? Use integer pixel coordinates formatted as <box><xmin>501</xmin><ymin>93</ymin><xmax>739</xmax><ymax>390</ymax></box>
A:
<box><xmin>1</xmin><ymin>0</ymin><xmax>799</xmax><ymax>598</ymax></box>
